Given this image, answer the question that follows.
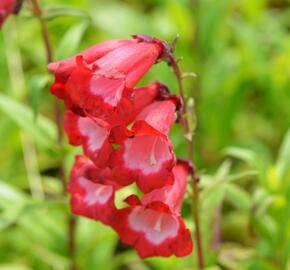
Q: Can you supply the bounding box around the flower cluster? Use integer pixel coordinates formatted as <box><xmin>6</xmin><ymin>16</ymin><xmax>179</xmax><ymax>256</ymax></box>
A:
<box><xmin>0</xmin><ymin>0</ymin><xmax>22</xmax><ymax>27</ymax></box>
<box><xmin>48</xmin><ymin>35</ymin><xmax>193</xmax><ymax>258</ymax></box>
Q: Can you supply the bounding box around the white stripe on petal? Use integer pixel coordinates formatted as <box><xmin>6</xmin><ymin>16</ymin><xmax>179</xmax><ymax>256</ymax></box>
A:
<box><xmin>78</xmin><ymin>117</ymin><xmax>108</xmax><ymax>152</ymax></box>
<box><xmin>79</xmin><ymin>177</ymin><xmax>113</xmax><ymax>205</ymax></box>
<box><xmin>128</xmin><ymin>206</ymin><xmax>179</xmax><ymax>245</ymax></box>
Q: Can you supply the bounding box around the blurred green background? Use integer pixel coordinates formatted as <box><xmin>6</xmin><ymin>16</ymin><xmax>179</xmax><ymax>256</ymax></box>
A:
<box><xmin>0</xmin><ymin>0</ymin><xmax>290</xmax><ymax>269</ymax></box>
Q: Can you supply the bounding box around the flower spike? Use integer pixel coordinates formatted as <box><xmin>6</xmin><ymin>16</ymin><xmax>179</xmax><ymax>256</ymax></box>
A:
<box><xmin>48</xmin><ymin>35</ymin><xmax>194</xmax><ymax>259</ymax></box>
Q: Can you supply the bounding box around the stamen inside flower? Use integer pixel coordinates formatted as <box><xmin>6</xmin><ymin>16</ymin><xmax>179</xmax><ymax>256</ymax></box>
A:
<box><xmin>123</xmin><ymin>135</ymin><xmax>172</xmax><ymax>175</ymax></box>
<box><xmin>79</xmin><ymin>177</ymin><xmax>113</xmax><ymax>205</ymax></box>
<box><xmin>149</xmin><ymin>137</ymin><xmax>158</xmax><ymax>166</ymax></box>
<box><xmin>153</xmin><ymin>214</ymin><xmax>163</xmax><ymax>232</ymax></box>
<box><xmin>78</xmin><ymin>117</ymin><xmax>108</xmax><ymax>151</ymax></box>
<box><xmin>94</xmin><ymin>185</ymin><xmax>107</xmax><ymax>198</ymax></box>
<box><xmin>128</xmin><ymin>206</ymin><xmax>179</xmax><ymax>244</ymax></box>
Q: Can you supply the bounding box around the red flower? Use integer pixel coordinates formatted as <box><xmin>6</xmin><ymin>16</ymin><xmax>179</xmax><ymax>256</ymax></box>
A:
<box><xmin>112</xmin><ymin>162</ymin><xmax>193</xmax><ymax>258</ymax></box>
<box><xmin>84</xmin><ymin>82</ymin><xmax>168</xmax><ymax>126</ymax></box>
<box><xmin>103</xmin><ymin>82</ymin><xmax>171</xmax><ymax>126</ymax></box>
<box><xmin>141</xmin><ymin>160</ymin><xmax>191</xmax><ymax>213</ymax></box>
<box><xmin>110</xmin><ymin>100</ymin><xmax>177</xmax><ymax>193</ymax></box>
<box><xmin>63</xmin><ymin>82</ymin><xmax>168</xmax><ymax>166</ymax></box>
<box><xmin>48</xmin><ymin>39</ymin><xmax>136</xmax><ymax>99</ymax></box>
<box><xmin>48</xmin><ymin>37</ymin><xmax>163</xmax><ymax>121</ymax></box>
<box><xmin>135</xmin><ymin>100</ymin><xmax>177</xmax><ymax>135</ymax></box>
<box><xmin>131</xmin><ymin>82</ymin><xmax>170</xmax><ymax>114</ymax></box>
<box><xmin>68</xmin><ymin>155</ymin><xmax>118</xmax><ymax>225</ymax></box>
<box><xmin>0</xmin><ymin>0</ymin><xmax>22</xmax><ymax>27</ymax></box>
<box><xmin>64</xmin><ymin>111</ymin><xmax>112</xmax><ymax>168</ymax></box>
<box><xmin>49</xmin><ymin>35</ymin><xmax>193</xmax><ymax>259</ymax></box>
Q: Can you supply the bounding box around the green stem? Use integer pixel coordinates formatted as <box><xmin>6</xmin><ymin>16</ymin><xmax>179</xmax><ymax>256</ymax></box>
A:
<box><xmin>29</xmin><ymin>1</ymin><xmax>77</xmax><ymax>269</ymax></box>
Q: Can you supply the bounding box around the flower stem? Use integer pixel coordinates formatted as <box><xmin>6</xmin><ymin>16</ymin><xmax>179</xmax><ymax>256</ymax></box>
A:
<box><xmin>169</xmin><ymin>56</ymin><xmax>205</xmax><ymax>269</ymax></box>
<box><xmin>29</xmin><ymin>1</ymin><xmax>77</xmax><ymax>269</ymax></box>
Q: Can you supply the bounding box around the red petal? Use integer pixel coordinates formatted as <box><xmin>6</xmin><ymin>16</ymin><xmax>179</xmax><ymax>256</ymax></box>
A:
<box><xmin>141</xmin><ymin>162</ymin><xmax>190</xmax><ymax>213</ymax></box>
<box><xmin>49</xmin><ymin>39</ymin><xmax>163</xmax><ymax>126</ymax></box>
<box><xmin>48</xmin><ymin>39</ymin><xmax>137</xmax><ymax>115</ymax></box>
<box><xmin>96</xmin><ymin>42</ymin><xmax>162</xmax><ymax>88</ymax></box>
<box><xmin>132</xmin><ymin>82</ymin><xmax>164</xmax><ymax>114</ymax></box>
<box><xmin>136</xmin><ymin>100</ymin><xmax>176</xmax><ymax>135</ymax></box>
<box><xmin>62</xmin><ymin>61</ymin><xmax>136</xmax><ymax>125</ymax></box>
<box><xmin>69</xmin><ymin>156</ymin><xmax>117</xmax><ymax>225</ymax></box>
<box><xmin>124</xmin><ymin>195</ymin><xmax>141</xmax><ymax>206</ymax></box>
<box><xmin>89</xmin><ymin>74</ymin><xmax>126</xmax><ymax>107</ymax></box>
<box><xmin>64</xmin><ymin>111</ymin><xmax>112</xmax><ymax>168</ymax></box>
<box><xmin>48</xmin><ymin>39</ymin><xmax>136</xmax><ymax>79</ymax></box>
<box><xmin>110</xmin><ymin>125</ymin><xmax>175</xmax><ymax>193</ymax></box>
<box><xmin>112</xmin><ymin>204</ymin><xmax>192</xmax><ymax>258</ymax></box>
<box><xmin>109</xmin><ymin>125</ymin><xmax>133</xmax><ymax>145</ymax></box>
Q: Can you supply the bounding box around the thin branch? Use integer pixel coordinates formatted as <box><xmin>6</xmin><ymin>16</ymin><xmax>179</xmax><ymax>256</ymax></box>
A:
<box><xmin>29</xmin><ymin>1</ymin><xmax>77</xmax><ymax>269</ymax></box>
<box><xmin>168</xmin><ymin>55</ymin><xmax>205</xmax><ymax>269</ymax></box>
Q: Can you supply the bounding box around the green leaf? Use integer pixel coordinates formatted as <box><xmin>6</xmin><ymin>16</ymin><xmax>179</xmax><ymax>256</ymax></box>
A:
<box><xmin>0</xmin><ymin>181</ymin><xmax>28</xmax><ymax>230</ymax></box>
<box><xmin>276</xmin><ymin>129</ymin><xmax>290</xmax><ymax>179</ymax></box>
<box><xmin>43</xmin><ymin>6</ymin><xmax>91</xmax><ymax>21</ymax></box>
<box><xmin>202</xmin><ymin>170</ymin><xmax>258</xmax><ymax>197</ymax></box>
<box><xmin>32</xmin><ymin>245</ymin><xmax>69</xmax><ymax>269</ymax></box>
<box><xmin>200</xmin><ymin>160</ymin><xmax>231</xmax><ymax>189</ymax></box>
<box><xmin>92</xmin><ymin>3</ymin><xmax>149</xmax><ymax>36</ymax></box>
<box><xmin>0</xmin><ymin>264</ymin><xmax>32</xmax><ymax>270</ymax></box>
<box><xmin>215</xmin><ymin>160</ymin><xmax>232</xmax><ymax>180</ymax></box>
<box><xmin>225</xmin><ymin>183</ymin><xmax>252</xmax><ymax>212</ymax></box>
<box><xmin>202</xmin><ymin>184</ymin><xmax>226</xmax><ymax>212</ymax></box>
<box><xmin>77</xmin><ymin>219</ymin><xmax>118</xmax><ymax>270</ymax></box>
<box><xmin>254</xmin><ymin>214</ymin><xmax>278</xmax><ymax>243</ymax></box>
<box><xmin>224</xmin><ymin>146</ymin><xmax>257</xmax><ymax>167</ymax></box>
<box><xmin>252</xmin><ymin>188</ymin><xmax>276</xmax><ymax>216</ymax></box>
<box><xmin>0</xmin><ymin>181</ymin><xmax>27</xmax><ymax>202</ymax></box>
<box><xmin>29</xmin><ymin>75</ymin><xmax>51</xmax><ymax>120</ymax></box>
<box><xmin>56</xmin><ymin>21</ymin><xmax>90</xmax><ymax>60</ymax></box>
<box><xmin>0</xmin><ymin>94</ymin><xmax>56</xmax><ymax>149</ymax></box>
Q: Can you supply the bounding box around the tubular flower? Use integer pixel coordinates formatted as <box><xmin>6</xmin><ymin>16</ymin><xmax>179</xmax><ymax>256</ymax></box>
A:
<box><xmin>48</xmin><ymin>39</ymin><xmax>137</xmax><ymax>100</ymax></box>
<box><xmin>48</xmin><ymin>37</ymin><xmax>163</xmax><ymax>120</ymax></box>
<box><xmin>112</xmin><ymin>161</ymin><xmax>193</xmax><ymax>258</ymax></box>
<box><xmin>48</xmin><ymin>39</ymin><xmax>136</xmax><ymax>82</ymax></box>
<box><xmin>64</xmin><ymin>83</ymin><xmax>170</xmax><ymax>165</ymax></box>
<box><xmin>48</xmin><ymin>35</ymin><xmax>194</xmax><ymax>259</ymax></box>
<box><xmin>64</xmin><ymin>111</ymin><xmax>112</xmax><ymax>168</ymax></box>
<box><xmin>83</xmin><ymin>81</ymin><xmax>168</xmax><ymax>126</ymax></box>
<box><xmin>110</xmin><ymin>100</ymin><xmax>177</xmax><ymax>193</ymax></box>
<box><xmin>135</xmin><ymin>99</ymin><xmax>177</xmax><ymax>135</ymax></box>
<box><xmin>0</xmin><ymin>0</ymin><xmax>22</xmax><ymax>27</ymax></box>
<box><xmin>68</xmin><ymin>155</ymin><xmax>118</xmax><ymax>225</ymax></box>
<box><xmin>131</xmin><ymin>82</ymin><xmax>170</xmax><ymax>114</ymax></box>
<box><xmin>121</xmin><ymin>82</ymin><xmax>170</xmax><ymax>125</ymax></box>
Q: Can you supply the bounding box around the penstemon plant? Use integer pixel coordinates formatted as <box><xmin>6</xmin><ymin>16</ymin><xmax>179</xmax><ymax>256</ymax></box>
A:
<box><xmin>1</xmin><ymin>0</ymin><xmax>204</xmax><ymax>268</ymax></box>
<box><xmin>2</xmin><ymin>1</ymin><xmax>290</xmax><ymax>270</ymax></box>
<box><xmin>48</xmin><ymin>34</ymin><xmax>205</xmax><ymax>266</ymax></box>
<box><xmin>48</xmin><ymin>34</ymin><xmax>196</xmax><ymax>259</ymax></box>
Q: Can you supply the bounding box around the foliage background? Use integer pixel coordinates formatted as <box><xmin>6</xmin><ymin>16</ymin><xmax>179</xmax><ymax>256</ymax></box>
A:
<box><xmin>0</xmin><ymin>0</ymin><xmax>290</xmax><ymax>269</ymax></box>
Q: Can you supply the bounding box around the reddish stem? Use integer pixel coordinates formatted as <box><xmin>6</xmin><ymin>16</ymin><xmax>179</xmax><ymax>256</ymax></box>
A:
<box><xmin>169</xmin><ymin>56</ymin><xmax>205</xmax><ymax>269</ymax></box>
